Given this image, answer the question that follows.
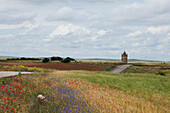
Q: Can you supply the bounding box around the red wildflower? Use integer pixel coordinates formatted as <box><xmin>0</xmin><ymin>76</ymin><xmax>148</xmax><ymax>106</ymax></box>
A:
<box><xmin>7</xmin><ymin>97</ymin><xmax>11</xmax><ymax>100</ymax></box>
<box><xmin>1</xmin><ymin>106</ymin><xmax>4</xmax><ymax>109</ymax></box>
<box><xmin>56</xmin><ymin>105</ymin><xmax>59</xmax><ymax>107</ymax></box>
<box><xmin>1</xmin><ymin>86</ymin><xmax>5</xmax><ymax>89</ymax></box>
<box><xmin>18</xmin><ymin>103</ymin><xmax>21</xmax><ymax>106</ymax></box>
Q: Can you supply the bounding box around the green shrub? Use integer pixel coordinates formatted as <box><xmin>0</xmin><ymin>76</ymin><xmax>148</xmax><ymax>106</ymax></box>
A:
<box><xmin>42</xmin><ymin>58</ymin><xmax>50</xmax><ymax>63</ymax></box>
<box><xmin>51</xmin><ymin>57</ymin><xmax>63</xmax><ymax>61</ymax></box>
<box><xmin>104</xmin><ymin>65</ymin><xmax>116</xmax><ymax>71</ymax></box>
<box><xmin>65</xmin><ymin>57</ymin><xmax>75</xmax><ymax>61</ymax></box>
<box><xmin>156</xmin><ymin>70</ymin><xmax>170</xmax><ymax>76</ymax></box>
<box><xmin>156</xmin><ymin>71</ymin><xmax>166</xmax><ymax>76</ymax></box>
<box><xmin>61</xmin><ymin>58</ymin><xmax>70</xmax><ymax>63</ymax></box>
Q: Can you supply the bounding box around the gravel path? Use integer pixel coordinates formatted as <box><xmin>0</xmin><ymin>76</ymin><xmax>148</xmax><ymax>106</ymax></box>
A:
<box><xmin>110</xmin><ymin>64</ymin><xmax>131</xmax><ymax>73</ymax></box>
<box><xmin>0</xmin><ymin>71</ymin><xmax>32</xmax><ymax>78</ymax></box>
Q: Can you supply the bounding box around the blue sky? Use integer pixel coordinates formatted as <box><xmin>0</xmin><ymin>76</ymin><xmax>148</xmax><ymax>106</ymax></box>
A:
<box><xmin>0</xmin><ymin>0</ymin><xmax>170</xmax><ymax>61</ymax></box>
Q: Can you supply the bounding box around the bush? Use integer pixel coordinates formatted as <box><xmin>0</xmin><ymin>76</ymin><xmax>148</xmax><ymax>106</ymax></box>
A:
<box><xmin>156</xmin><ymin>70</ymin><xmax>170</xmax><ymax>76</ymax></box>
<box><xmin>156</xmin><ymin>71</ymin><xmax>166</xmax><ymax>76</ymax></box>
<box><xmin>7</xmin><ymin>58</ymin><xmax>20</xmax><ymax>60</ymax></box>
<box><xmin>61</xmin><ymin>58</ymin><xmax>70</xmax><ymax>63</ymax></box>
<box><xmin>42</xmin><ymin>58</ymin><xmax>50</xmax><ymax>63</ymax></box>
<box><xmin>65</xmin><ymin>57</ymin><xmax>75</xmax><ymax>61</ymax></box>
<box><xmin>51</xmin><ymin>57</ymin><xmax>63</xmax><ymax>61</ymax></box>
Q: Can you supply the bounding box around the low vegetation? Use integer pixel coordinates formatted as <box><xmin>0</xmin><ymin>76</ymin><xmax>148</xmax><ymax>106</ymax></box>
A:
<box><xmin>42</xmin><ymin>58</ymin><xmax>50</xmax><ymax>63</ymax></box>
<box><xmin>0</xmin><ymin>62</ymin><xmax>169</xmax><ymax>112</ymax></box>
<box><xmin>7</xmin><ymin>57</ymin><xmax>41</xmax><ymax>60</ymax></box>
<box><xmin>0</xmin><ymin>65</ymin><xmax>53</xmax><ymax>72</ymax></box>
<box><xmin>125</xmin><ymin>63</ymin><xmax>170</xmax><ymax>74</ymax></box>
<box><xmin>51</xmin><ymin>57</ymin><xmax>63</xmax><ymax>61</ymax></box>
<box><xmin>0</xmin><ymin>74</ymin><xmax>58</xmax><ymax>112</ymax></box>
<box><xmin>42</xmin><ymin>57</ymin><xmax>75</xmax><ymax>63</ymax></box>
<box><xmin>46</xmin><ymin>70</ymin><xmax>170</xmax><ymax>112</ymax></box>
<box><xmin>0</xmin><ymin>73</ymin><xmax>94</xmax><ymax>112</ymax></box>
<box><xmin>104</xmin><ymin>65</ymin><xmax>116</xmax><ymax>71</ymax></box>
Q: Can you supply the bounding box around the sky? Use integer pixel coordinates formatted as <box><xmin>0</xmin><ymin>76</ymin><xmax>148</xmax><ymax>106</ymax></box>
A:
<box><xmin>0</xmin><ymin>0</ymin><xmax>170</xmax><ymax>61</ymax></box>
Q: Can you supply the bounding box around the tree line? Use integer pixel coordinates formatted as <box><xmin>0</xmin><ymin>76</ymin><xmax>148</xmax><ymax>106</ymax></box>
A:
<box><xmin>42</xmin><ymin>57</ymin><xmax>75</xmax><ymax>63</ymax></box>
<box><xmin>7</xmin><ymin>56</ymin><xmax>75</xmax><ymax>63</ymax></box>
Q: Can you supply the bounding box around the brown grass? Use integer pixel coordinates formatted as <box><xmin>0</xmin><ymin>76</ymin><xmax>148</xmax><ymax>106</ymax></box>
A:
<box><xmin>47</xmin><ymin>71</ymin><xmax>169</xmax><ymax>113</ymax></box>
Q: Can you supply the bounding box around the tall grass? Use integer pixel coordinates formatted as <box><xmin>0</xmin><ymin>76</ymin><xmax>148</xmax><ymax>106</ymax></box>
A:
<box><xmin>48</xmin><ymin>70</ymin><xmax>170</xmax><ymax>112</ymax></box>
<box><xmin>0</xmin><ymin>69</ymin><xmax>169</xmax><ymax>112</ymax></box>
<box><xmin>0</xmin><ymin>72</ymin><xmax>94</xmax><ymax>113</ymax></box>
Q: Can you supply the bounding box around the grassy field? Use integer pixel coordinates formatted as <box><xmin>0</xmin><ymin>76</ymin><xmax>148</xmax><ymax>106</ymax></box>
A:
<box><xmin>0</xmin><ymin>63</ymin><xmax>170</xmax><ymax>112</ymax></box>
<box><xmin>0</xmin><ymin>65</ymin><xmax>54</xmax><ymax>72</ymax></box>
<box><xmin>124</xmin><ymin>63</ymin><xmax>170</xmax><ymax>75</ymax></box>
<box><xmin>48</xmin><ymin>71</ymin><xmax>170</xmax><ymax>112</ymax></box>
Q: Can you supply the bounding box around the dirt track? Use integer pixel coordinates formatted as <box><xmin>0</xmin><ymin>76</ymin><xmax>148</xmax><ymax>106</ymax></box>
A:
<box><xmin>0</xmin><ymin>71</ymin><xmax>32</xmax><ymax>78</ymax></box>
<box><xmin>0</xmin><ymin>62</ymin><xmax>109</xmax><ymax>71</ymax></box>
<box><xmin>110</xmin><ymin>64</ymin><xmax>131</xmax><ymax>73</ymax></box>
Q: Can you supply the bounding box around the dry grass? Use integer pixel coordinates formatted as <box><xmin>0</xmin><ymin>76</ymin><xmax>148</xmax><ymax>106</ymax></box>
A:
<box><xmin>47</xmin><ymin>71</ymin><xmax>169</xmax><ymax>113</ymax></box>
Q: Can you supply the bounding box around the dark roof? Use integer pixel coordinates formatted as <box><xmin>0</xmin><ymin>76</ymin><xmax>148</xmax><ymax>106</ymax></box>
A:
<box><xmin>122</xmin><ymin>51</ymin><xmax>127</xmax><ymax>56</ymax></box>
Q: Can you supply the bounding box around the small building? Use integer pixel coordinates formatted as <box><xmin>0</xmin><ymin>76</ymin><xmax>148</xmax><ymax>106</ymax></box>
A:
<box><xmin>121</xmin><ymin>51</ymin><xmax>128</xmax><ymax>63</ymax></box>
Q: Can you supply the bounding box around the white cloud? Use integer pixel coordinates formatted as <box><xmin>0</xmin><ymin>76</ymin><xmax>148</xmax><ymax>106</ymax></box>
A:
<box><xmin>162</xmin><ymin>37</ymin><xmax>170</xmax><ymax>43</ymax></box>
<box><xmin>0</xmin><ymin>34</ymin><xmax>14</xmax><ymax>39</ymax></box>
<box><xmin>20</xmin><ymin>23</ymin><xmax>40</xmax><ymax>35</ymax></box>
<box><xmin>0</xmin><ymin>21</ymin><xmax>37</xmax><ymax>29</ymax></box>
<box><xmin>97</xmin><ymin>30</ymin><xmax>108</xmax><ymax>36</ymax></box>
<box><xmin>16</xmin><ymin>0</ymin><xmax>121</xmax><ymax>3</ymax></box>
<box><xmin>90</xmin><ymin>36</ymin><xmax>98</xmax><ymax>41</ymax></box>
<box><xmin>46</xmin><ymin>6</ymin><xmax>89</xmax><ymax>22</ymax></box>
<box><xmin>147</xmin><ymin>26</ymin><xmax>170</xmax><ymax>34</ymax></box>
<box><xmin>47</xmin><ymin>7</ymin><xmax>73</xmax><ymax>21</ymax></box>
<box><xmin>0</xmin><ymin>12</ymin><xmax>36</xmax><ymax>24</ymax></box>
<box><xmin>167</xmin><ymin>33</ymin><xmax>170</xmax><ymax>36</ymax></box>
<box><xmin>48</xmin><ymin>24</ymin><xmax>90</xmax><ymax>37</ymax></box>
<box><xmin>126</xmin><ymin>31</ymin><xmax>142</xmax><ymax>37</ymax></box>
<box><xmin>111</xmin><ymin>0</ymin><xmax>170</xmax><ymax>23</ymax></box>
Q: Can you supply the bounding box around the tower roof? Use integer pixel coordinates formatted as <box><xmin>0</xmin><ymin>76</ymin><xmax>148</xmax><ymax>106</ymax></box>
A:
<box><xmin>122</xmin><ymin>51</ymin><xmax>127</xmax><ymax>55</ymax></box>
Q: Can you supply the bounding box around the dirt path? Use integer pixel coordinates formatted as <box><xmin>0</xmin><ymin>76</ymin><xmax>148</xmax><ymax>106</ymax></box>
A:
<box><xmin>0</xmin><ymin>71</ymin><xmax>32</xmax><ymax>78</ymax></box>
<box><xmin>110</xmin><ymin>64</ymin><xmax>131</xmax><ymax>73</ymax></box>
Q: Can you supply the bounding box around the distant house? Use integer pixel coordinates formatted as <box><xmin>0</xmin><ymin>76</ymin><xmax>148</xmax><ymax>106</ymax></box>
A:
<box><xmin>121</xmin><ymin>51</ymin><xmax>128</xmax><ymax>63</ymax></box>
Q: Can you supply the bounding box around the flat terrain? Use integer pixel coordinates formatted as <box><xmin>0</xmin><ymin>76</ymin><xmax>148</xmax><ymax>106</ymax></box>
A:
<box><xmin>0</xmin><ymin>61</ymin><xmax>170</xmax><ymax>112</ymax></box>
<box><xmin>0</xmin><ymin>62</ymin><xmax>110</xmax><ymax>71</ymax></box>
<box><xmin>125</xmin><ymin>63</ymin><xmax>170</xmax><ymax>74</ymax></box>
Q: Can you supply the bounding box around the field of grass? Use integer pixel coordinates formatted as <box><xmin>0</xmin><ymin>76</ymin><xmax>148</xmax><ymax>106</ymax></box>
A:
<box><xmin>0</xmin><ymin>63</ymin><xmax>170</xmax><ymax>112</ymax></box>
<box><xmin>48</xmin><ymin>71</ymin><xmax>170</xmax><ymax>112</ymax></box>
<box><xmin>124</xmin><ymin>63</ymin><xmax>170</xmax><ymax>74</ymax></box>
<box><xmin>0</xmin><ymin>65</ymin><xmax>54</xmax><ymax>72</ymax></box>
<box><xmin>0</xmin><ymin>73</ymin><xmax>60</xmax><ymax>113</ymax></box>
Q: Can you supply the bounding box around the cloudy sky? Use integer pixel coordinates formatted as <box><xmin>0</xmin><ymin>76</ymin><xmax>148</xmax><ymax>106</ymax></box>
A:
<box><xmin>0</xmin><ymin>0</ymin><xmax>170</xmax><ymax>61</ymax></box>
